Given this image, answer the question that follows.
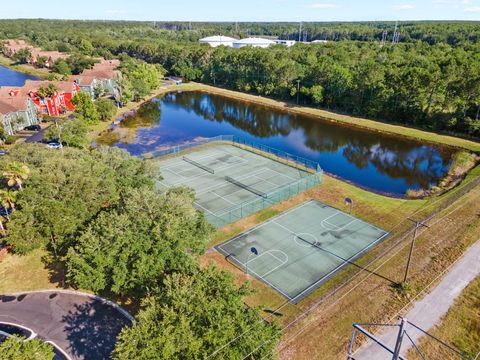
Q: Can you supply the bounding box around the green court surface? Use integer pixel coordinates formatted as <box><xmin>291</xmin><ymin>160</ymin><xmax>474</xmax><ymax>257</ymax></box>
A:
<box><xmin>156</xmin><ymin>143</ymin><xmax>321</xmax><ymax>227</ymax></box>
<box><xmin>216</xmin><ymin>200</ymin><xmax>389</xmax><ymax>302</ymax></box>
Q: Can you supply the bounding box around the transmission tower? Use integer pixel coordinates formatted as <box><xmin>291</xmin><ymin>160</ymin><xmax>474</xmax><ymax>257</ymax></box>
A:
<box><xmin>346</xmin><ymin>317</ymin><xmax>466</xmax><ymax>360</ymax></box>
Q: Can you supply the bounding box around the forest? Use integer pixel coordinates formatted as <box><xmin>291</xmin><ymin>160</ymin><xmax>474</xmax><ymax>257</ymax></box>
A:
<box><xmin>1</xmin><ymin>19</ymin><xmax>479</xmax><ymax>137</ymax></box>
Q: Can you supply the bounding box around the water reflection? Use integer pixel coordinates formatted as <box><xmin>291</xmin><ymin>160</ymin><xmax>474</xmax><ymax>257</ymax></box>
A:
<box><xmin>98</xmin><ymin>91</ymin><xmax>456</xmax><ymax>195</ymax></box>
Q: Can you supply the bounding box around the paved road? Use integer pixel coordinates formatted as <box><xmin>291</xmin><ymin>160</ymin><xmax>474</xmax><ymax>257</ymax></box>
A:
<box><xmin>24</xmin><ymin>126</ymin><xmax>47</xmax><ymax>143</ymax></box>
<box><xmin>354</xmin><ymin>240</ymin><xmax>480</xmax><ymax>359</ymax></box>
<box><xmin>0</xmin><ymin>291</ymin><xmax>132</xmax><ymax>360</ymax></box>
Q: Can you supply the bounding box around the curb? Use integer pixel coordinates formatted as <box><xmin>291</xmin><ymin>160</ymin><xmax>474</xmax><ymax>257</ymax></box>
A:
<box><xmin>1</xmin><ymin>289</ymin><xmax>135</xmax><ymax>322</ymax></box>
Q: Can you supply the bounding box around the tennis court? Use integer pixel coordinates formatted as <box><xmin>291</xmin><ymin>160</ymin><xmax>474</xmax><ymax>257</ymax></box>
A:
<box><xmin>156</xmin><ymin>142</ymin><xmax>321</xmax><ymax>227</ymax></box>
<box><xmin>216</xmin><ymin>200</ymin><xmax>389</xmax><ymax>302</ymax></box>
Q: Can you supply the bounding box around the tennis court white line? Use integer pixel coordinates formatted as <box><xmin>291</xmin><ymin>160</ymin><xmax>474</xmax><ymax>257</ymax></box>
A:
<box><xmin>289</xmin><ymin>230</ymin><xmax>390</xmax><ymax>303</ymax></box>
<box><xmin>255</xmin><ymin>250</ymin><xmax>289</xmax><ymax>279</ymax></box>
<box><xmin>195</xmin><ymin>168</ymin><xmax>269</xmax><ymax>196</ymax></box>
<box><xmin>216</xmin><ymin>201</ymin><xmax>314</xmax><ymax>251</ymax></box>
<box><xmin>321</xmin><ymin>218</ymin><xmax>358</xmax><ymax>232</ymax></box>
<box><xmin>194</xmin><ymin>201</ymin><xmax>221</xmax><ymax>218</ymax></box>
<box><xmin>211</xmin><ymin>190</ymin><xmax>236</xmax><ymax>205</ymax></box>
<box><xmin>256</xmin><ymin>169</ymin><xmax>297</xmax><ymax>182</ymax></box>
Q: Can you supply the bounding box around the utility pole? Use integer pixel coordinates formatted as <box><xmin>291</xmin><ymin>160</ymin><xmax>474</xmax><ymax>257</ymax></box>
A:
<box><xmin>392</xmin><ymin>317</ymin><xmax>407</xmax><ymax>360</ymax></box>
<box><xmin>403</xmin><ymin>218</ymin><xmax>429</xmax><ymax>284</ymax></box>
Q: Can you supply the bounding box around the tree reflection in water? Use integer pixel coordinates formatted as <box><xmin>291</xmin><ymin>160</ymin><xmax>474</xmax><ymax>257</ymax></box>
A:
<box><xmin>99</xmin><ymin>91</ymin><xmax>456</xmax><ymax>195</ymax></box>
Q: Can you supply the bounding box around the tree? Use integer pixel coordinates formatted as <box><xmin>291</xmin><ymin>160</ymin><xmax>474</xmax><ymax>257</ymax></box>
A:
<box><xmin>0</xmin><ymin>122</ymin><xmax>6</xmax><ymax>141</ymax></box>
<box><xmin>12</xmin><ymin>48</ymin><xmax>31</xmax><ymax>64</ymax></box>
<box><xmin>3</xmin><ymin>162</ymin><xmax>30</xmax><ymax>190</ymax></box>
<box><xmin>36</xmin><ymin>56</ymin><xmax>48</xmax><ymax>68</ymax></box>
<box><xmin>71</xmin><ymin>92</ymin><xmax>100</xmax><ymax>124</ymax></box>
<box><xmin>113</xmin><ymin>267</ymin><xmax>281</xmax><ymax>360</ymax></box>
<box><xmin>52</xmin><ymin>59</ymin><xmax>72</xmax><ymax>76</ymax></box>
<box><xmin>95</xmin><ymin>98</ymin><xmax>117</xmax><ymax>121</ymax></box>
<box><xmin>45</xmin><ymin>119</ymin><xmax>88</xmax><ymax>148</ymax></box>
<box><xmin>37</xmin><ymin>84</ymin><xmax>57</xmax><ymax>99</ymax></box>
<box><xmin>0</xmin><ymin>336</ymin><xmax>54</xmax><ymax>360</ymax></box>
<box><xmin>67</xmin><ymin>187</ymin><xmax>212</xmax><ymax>297</ymax></box>
<box><xmin>2</xmin><ymin>144</ymin><xmax>158</xmax><ymax>255</ymax></box>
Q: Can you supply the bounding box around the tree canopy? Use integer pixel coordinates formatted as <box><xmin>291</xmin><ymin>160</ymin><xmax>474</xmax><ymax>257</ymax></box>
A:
<box><xmin>0</xmin><ymin>336</ymin><xmax>54</xmax><ymax>360</ymax></box>
<box><xmin>113</xmin><ymin>266</ymin><xmax>281</xmax><ymax>360</ymax></box>
<box><xmin>67</xmin><ymin>187</ymin><xmax>212</xmax><ymax>297</ymax></box>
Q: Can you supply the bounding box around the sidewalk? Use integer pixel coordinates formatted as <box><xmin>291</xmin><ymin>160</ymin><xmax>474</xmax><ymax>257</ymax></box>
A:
<box><xmin>354</xmin><ymin>240</ymin><xmax>480</xmax><ymax>359</ymax></box>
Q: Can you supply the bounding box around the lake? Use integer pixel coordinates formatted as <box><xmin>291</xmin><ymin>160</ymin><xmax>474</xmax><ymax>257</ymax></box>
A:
<box><xmin>97</xmin><ymin>91</ymin><xmax>457</xmax><ymax>196</ymax></box>
<box><xmin>0</xmin><ymin>65</ymin><xmax>38</xmax><ymax>86</ymax></box>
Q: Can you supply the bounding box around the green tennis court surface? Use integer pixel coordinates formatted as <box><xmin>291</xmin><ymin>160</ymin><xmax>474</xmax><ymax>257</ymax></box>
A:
<box><xmin>156</xmin><ymin>143</ymin><xmax>321</xmax><ymax>227</ymax></box>
<box><xmin>216</xmin><ymin>200</ymin><xmax>389</xmax><ymax>302</ymax></box>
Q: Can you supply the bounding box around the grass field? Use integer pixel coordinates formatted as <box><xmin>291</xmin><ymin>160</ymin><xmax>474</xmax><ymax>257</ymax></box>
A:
<box><xmin>0</xmin><ymin>55</ymin><xmax>50</xmax><ymax>79</ymax></box>
<box><xmin>407</xmin><ymin>276</ymin><xmax>480</xmax><ymax>359</ymax></box>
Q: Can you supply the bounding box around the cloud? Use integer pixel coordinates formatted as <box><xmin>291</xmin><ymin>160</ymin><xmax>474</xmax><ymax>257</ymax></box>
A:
<box><xmin>308</xmin><ymin>3</ymin><xmax>338</xmax><ymax>9</ymax></box>
<box><xmin>393</xmin><ymin>4</ymin><xmax>416</xmax><ymax>10</ymax></box>
<box><xmin>464</xmin><ymin>5</ymin><xmax>480</xmax><ymax>11</ymax></box>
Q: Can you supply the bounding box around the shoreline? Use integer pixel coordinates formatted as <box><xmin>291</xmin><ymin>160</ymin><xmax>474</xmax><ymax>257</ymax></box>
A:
<box><xmin>99</xmin><ymin>83</ymin><xmax>480</xmax><ymax>200</ymax></box>
<box><xmin>0</xmin><ymin>56</ymin><xmax>50</xmax><ymax>79</ymax></box>
<box><xmin>182</xmin><ymin>82</ymin><xmax>480</xmax><ymax>153</ymax></box>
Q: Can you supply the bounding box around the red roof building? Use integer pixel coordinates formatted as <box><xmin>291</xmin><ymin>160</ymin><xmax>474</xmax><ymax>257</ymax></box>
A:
<box><xmin>25</xmin><ymin>80</ymin><xmax>79</xmax><ymax>116</ymax></box>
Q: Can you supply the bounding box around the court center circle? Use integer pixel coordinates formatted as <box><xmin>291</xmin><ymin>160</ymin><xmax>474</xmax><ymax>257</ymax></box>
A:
<box><xmin>294</xmin><ymin>233</ymin><xmax>319</xmax><ymax>248</ymax></box>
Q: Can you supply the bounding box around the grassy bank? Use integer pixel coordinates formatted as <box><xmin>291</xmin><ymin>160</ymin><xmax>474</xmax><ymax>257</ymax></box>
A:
<box><xmin>407</xmin><ymin>276</ymin><xmax>480</xmax><ymax>359</ymax></box>
<box><xmin>179</xmin><ymin>83</ymin><xmax>480</xmax><ymax>152</ymax></box>
<box><xmin>200</xmin><ymin>161</ymin><xmax>480</xmax><ymax>359</ymax></box>
<box><xmin>0</xmin><ymin>55</ymin><xmax>50</xmax><ymax>79</ymax></box>
<box><xmin>87</xmin><ymin>83</ymin><xmax>179</xmax><ymax>141</ymax></box>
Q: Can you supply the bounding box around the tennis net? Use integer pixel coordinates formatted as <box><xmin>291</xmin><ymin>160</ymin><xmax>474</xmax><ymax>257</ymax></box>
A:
<box><xmin>182</xmin><ymin>156</ymin><xmax>215</xmax><ymax>174</ymax></box>
<box><xmin>225</xmin><ymin>176</ymin><xmax>267</xmax><ymax>198</ymax></box>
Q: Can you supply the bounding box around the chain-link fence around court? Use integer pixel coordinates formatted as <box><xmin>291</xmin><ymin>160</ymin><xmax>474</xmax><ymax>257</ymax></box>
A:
<box><xmin>147</xmin><ymin>135</ymin><xmax>323</xmax><ymax>228</ymax></box>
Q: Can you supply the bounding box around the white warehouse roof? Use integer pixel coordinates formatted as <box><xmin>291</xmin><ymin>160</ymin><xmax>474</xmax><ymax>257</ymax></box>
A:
<box><xmin>233</xmin><ymin>37</ymin><xmax>276</xmax><ymax>48</ymax></box>
<box><xmin>199</xmin><ymin>35</ymin><xmax>237</xmax><ymax>47</ymax></box>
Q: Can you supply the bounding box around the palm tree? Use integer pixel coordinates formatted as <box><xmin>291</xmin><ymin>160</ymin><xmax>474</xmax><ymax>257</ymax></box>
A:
<box><xmin>3</xmin><ymin>162</ymin><xmax>30</xmax><ymax>191</ymax></box>
<box><xmin>0</xmin><ymin>189</ymin><xmax>15</xmax><ymax>237</ymax></box>
<box><xmin>0</xmin><ymin>189</ymin><xmax>16</xmax><ymax>211</ymax></box>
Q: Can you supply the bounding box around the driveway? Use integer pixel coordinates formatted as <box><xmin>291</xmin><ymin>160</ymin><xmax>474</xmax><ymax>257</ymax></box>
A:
<box><xmin>0</xmin><ymin>290</ymin><xmax>132</xmax><ymax>360</ymax></box>
<box><xmin>353</xmin><ymin>240</ymin><xmax>480</xmax><ymax>359</ymax></box>
<box><xmin>24</xmin><ymin>126</ymin><xmax>47</xmax><ymax>143</ymax></box>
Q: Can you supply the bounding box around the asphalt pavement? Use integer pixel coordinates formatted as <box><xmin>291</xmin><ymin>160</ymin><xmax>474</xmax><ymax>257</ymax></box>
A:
<box><xmin>0</xmin><ymin>291</ymin><xmax>132</xmax><ymax>360</ymax></box>
<box><xmin>353</xmin><ymin>239</ymin><xmax>480</xmax><ymax>359</ymax></box>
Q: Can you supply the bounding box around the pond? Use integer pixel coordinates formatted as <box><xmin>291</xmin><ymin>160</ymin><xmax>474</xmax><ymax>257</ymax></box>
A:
<box><xmin>97</xmin><ymin>91</ymin><xmax>457</xmax><ymax>196</ymax></box>
<box><xmin>0</xmin><ymin>65</ymin><xmax>38</xmax><ymax>86</ymax></box>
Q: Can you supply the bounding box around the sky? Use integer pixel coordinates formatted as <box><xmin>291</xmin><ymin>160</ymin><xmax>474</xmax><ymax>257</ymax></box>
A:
<box><xmin>1</xmin><ymin>0</ymin><xmax>480</xmax><ymax>22</ymax></box>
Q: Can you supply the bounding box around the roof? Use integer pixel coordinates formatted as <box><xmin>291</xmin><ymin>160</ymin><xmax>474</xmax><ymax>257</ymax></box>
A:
<box><xmin>199</xmin><ymin>35</ymin><xmax>237</xmax><ymax>42</ymax></box>
<box><xmin>22</xmin><ymin>80</ymin><xmax>77</xmax><ymax>94</ymax></box>
<box><xmin>233</xmin><ymin>37</ymin><xmax>276</xmax><ymax>45</ymax></box>
<box><xmin>0</xmin><ymin>86</ymin><xmax>30</xmax><ymax>114</ymax></box>
<box><xmin>70</xmin><ymin>75</ymin><xmax>96</xmax><ymax>86</ymax></box>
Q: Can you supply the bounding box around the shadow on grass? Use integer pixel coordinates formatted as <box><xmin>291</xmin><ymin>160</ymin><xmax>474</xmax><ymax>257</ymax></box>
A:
<box><xmin>41</xmin><ymin>253</ymin><xmax>69</xmax><ymax>289</ymax></box>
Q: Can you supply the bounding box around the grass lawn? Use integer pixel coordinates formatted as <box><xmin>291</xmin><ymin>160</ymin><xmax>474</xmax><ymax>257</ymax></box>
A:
<box><xmin>0</xmin><ymin>55</ymin><xmax>50</xmax><ymax>79</ymax></box>
<box><xmin>0</xmin><ymin>249</ymin><xmax>65</xmax><ymax>293</ymax></box>
<box><xmin>201</xmin><ymin>163</ymin><xmax>480</xmax><ymax>359</ymax></box>
<box><xmin>407</xmin><ymin>276</ymin><xmax>480</xmax><ymax>359</ymax></box>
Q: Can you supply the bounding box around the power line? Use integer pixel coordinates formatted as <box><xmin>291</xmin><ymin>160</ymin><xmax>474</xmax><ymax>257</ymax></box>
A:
<box><xmin>249</xmin><ymin>187</ymin><xmax>480</xmax><ymax>360</ymax></box>
<box><xmin>207</xmin><ymin>181</ymin><xmax>480</xmax><ymax>359</ymax></box>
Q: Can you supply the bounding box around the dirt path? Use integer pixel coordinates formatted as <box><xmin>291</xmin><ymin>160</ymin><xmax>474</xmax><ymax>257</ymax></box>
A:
<box><xmin>353</xmin><ymin>239</ymin><xmax>480</xmax><ymax>359</ymax></box>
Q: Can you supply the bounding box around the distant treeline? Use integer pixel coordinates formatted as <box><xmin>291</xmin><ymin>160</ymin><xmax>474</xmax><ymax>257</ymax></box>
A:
<box><xmin>1</xmin><ymin>19</ymin><xmax>479</xmax><ymax>137</ymax></box>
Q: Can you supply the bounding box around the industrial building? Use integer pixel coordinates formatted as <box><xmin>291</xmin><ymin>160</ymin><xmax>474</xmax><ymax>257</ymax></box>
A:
<box><xmin>232</xmin><ymin>37</ymin><xmax>276</xmax><ymax>48</ymax></box>
<box><xmin>198</xmin><ymin>35</ymin><xmax>237</xmax><ymax>47</ymax></box>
